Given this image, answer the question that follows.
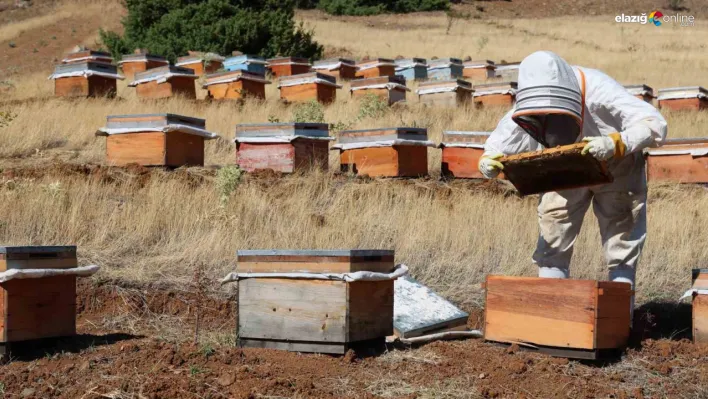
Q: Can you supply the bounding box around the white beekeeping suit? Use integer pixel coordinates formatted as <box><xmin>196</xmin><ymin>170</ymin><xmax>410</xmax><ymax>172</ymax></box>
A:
<box><xmin>479</xmin><ymin>51</ymin><xmax>667</xmax><ymax>319</ymax></box>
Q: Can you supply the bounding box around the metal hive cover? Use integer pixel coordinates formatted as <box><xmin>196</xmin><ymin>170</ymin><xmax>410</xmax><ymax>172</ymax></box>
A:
<box><xmin>429</xmin><ymin>58</ymin><xmax>463</xmax><ymax>66</ymax></box>
<box><xmin>338</xmin><ymin>127</ymin><xmax>428</xmax><ymax>144</ymax></box>
<box><xmin>418</xmin><ymin>79</ymin><xmax>472</xmax><ymax>89</ymax></box>
<box><xmin>395</xmin><ymin>58</ymin><xmax>427</xmax><ymax>66</ymax></box>
<box><xmin>235</xmin><ymin>123</ymin><xmax>330</xmax><ymax>138</ymax></box>
<box><xmin>54</xmin><ymin>61</ymin><xmax>118</xmax><ymax>75</ymax></box>
<box><xmin>236</xmin><ymin>249</ymin><xmax>394</xmax><ymax>258</ymax></box>
<box><xmin>350</xmin><ymin>75</ymin><xmax>406</xmax><ymax>88</ymax></box>
<box><xmin>224</xmin><ymin>54</ymin><xmax>266</xmax><ymax>65</ymax></box>
<box><xmin>442</xmin><ymin>131</ymin><xmax>490</xmax><ymax>143</ymax></box>
<box><xmin>106</xmin><ymin>113</ymin><xmax>206</xmax><ymax>129</ymax></box>
<box><xmin>267</xmin><ymin>56</ymin><xmax>310</xmax><ymax>65</ymax></box>
<box><xmin>314</xmin><ymin>58</ymin><xmax>355</xmax><ymax>66</ymax></box>
<box><xmin>134</xmin><ymin>65</ymin><xmax>196</xmax><ymax>81</ymax></box>
<box><xmin>279</xmin><ymin>72</ymin><xmax>335</xmax><ymax>85</ymax></box>
<box><xmin>0</xmin><ymin>246</ymin><xmax>76</xmax><ymax>254</ymax></box>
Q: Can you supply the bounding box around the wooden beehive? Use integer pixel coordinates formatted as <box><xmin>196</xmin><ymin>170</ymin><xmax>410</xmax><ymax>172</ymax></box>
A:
<box><xmin>129</xmin><ymin>65</ymin><xmax>198</xmax><ymax>99</ymax></box>
<box><xmin>278</xmin><ymin>72</ymin><xmax>341</xmax><ymax>104</ymax></box>
<box><xmin>312</xmin><ymin>58</ymin><xmax>357</xmax><ymax>80</ymax></box>
<box><xmin>50</xmin><ymin>62</ymin><xmax>122</xmax><ymax>98</ymax></box>
<box><xmin>355</xmin><ymin>58</ymin><xmax>396</xmax><ymax>79</ymax></box>
<box><xmin>624</xmin><ymin>84</ymin><xmax>655</xmax><ymax>104</ymax></box>
<box><xmin>234</xmin><ymin>123</ymin><xmax>330</xmax><ymax>173</ymax></box>
<box><xmin>203</xmin><ymin>70</ymin><xmax>270</xmax><ymax>100</ymax></box>
<box><xmin>473</xmin><ymin>81</ymin><xmax>518</xmax><ymax>107</ymax></box>
<box><xmin>484</xmin><ymin>275</ymin><xmax>632</xmax><ymax>359</ymax></box>
<box><xmin>236</xmin><ymin>249</ymin><xmax>396</xmax><ymax>354</ymax></box>
<box><xmin>427</xmin><ymin>58</ymin><xmax>464</xmax><ymax>81</ymax></box>
<box><xmin>463</xmin><ymin>60</ymin><xmax>496</xmax><ymax>81</ymax></box>
<box><xmin>416</xmin><ymin>79</ymin><xmax>473</xmax><ymax>107</ymax></box>
<box><xmin>646</xmin><ymin>138</ymin><xmax>708</xmax><ymax>183</ymax></box>
<box><xmin>267</xmin><ymin>57</ymin><xmax>313</xmax><ymax>78</ymax></box>
<box><xmin>499</xmin><ymin>142</ymin><xmax>613</xmax><ymax>196</ymax></box>
<box><xmin>657</xmin><ymin>86</ymin><xmax>708</xmax><ymax>111</ymax></box>
<box><xmin>440</xmin><ymin>131</ymin><xmax>490</xmax><ymax>179</ymax></box>
<box><xmin>62</xmin><ymin>49</ymin><xmax>113</xmax><ymax>64</ymax></box>
<box><xmin>494</xmin><ymin>62</ymin><xmax>520</xmax><ymax>81</ymax></box>
<box><xmin>350</xmin><ymin>76</ymin><xmax>409</xmax><ymax>105</ymax></box>
<box><xmin>223</xmin><ymin>54</ymin><xmax>268</xmax><ymax>75</ymax></box>
<box><xmin>692</xmin><ymin>269</ymin><xmax>708</xmax><ymax>343</ymax></box>
<box><xmin>394</xmin><ymin>58</ymin><xmax>428</xmax><ymax>81</ymax></box>
<box><xmin>118</xmin><ymin>53</ymin><xmax>169</xmax><ymax>81</ymax></box>
<box><xmin>337</xmin><ymin>127</ymin><xmax>430</xmax><ymax>177</ymax></box>
<box><xmin>175</xmin><ymin>53</ymin><xmax>224</xmax><ymax>76</ymax></box>
<box><xmin>96</xmin><ymin>113</ymin><xmax>218</xmax><ymax>167</ymax></box>
<box><xmin>0</xmin><ymin>246</ymin><xmax>78</xmax><ymax>353</ymax></box>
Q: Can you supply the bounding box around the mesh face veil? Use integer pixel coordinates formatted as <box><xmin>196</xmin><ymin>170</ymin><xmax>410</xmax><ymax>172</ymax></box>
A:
<box><xmin>514</xmin><ymin>113</ymin><xmax>582</xmax><ymax>148</ymax></box>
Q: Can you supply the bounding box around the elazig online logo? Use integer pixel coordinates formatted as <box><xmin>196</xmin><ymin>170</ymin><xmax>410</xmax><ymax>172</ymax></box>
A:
<box><xmin>615</xmin><ymin>10</ymin><xmax>694</xmax><ymax>27</ymax></box>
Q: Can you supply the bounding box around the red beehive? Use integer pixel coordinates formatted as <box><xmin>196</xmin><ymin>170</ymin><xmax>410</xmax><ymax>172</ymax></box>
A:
<box><xmin>440</xmin><ymin>131</ymin><xmax>490</xmax><ymax>179</ymax></box>
<box><xmin>657</xmin><ymin>86</ymin><xmax>708</xmax><ymax>111</ymax></box>
<box><xmin>267</xmin><ymin>57</ymin><xmax>312</xmax><ymax>78</ymax></box>
<box><xmin>646</xmin><ymin>138</ymin><xmax>708</xmax><ymax>183</ymax></box>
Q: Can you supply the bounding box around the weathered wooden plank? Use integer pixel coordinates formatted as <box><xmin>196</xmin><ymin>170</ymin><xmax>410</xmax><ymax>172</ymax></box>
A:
<box><xmin>485</xmin><ymin>309</ymin><xmax>595</xmax><ymax>349</ymax></box>
<box><xmin>239</xmin><ymin>338</ymin><xmax>346</xmax><ymax>355</ymax></box>
<box><xmin>348</xmin><ymin>280</ymin><xmax>394</xmax><ymax>342</ymax></box>
<box><xmin>106</xmin><ymin>132</ymin><xmax>166</xmax><ymax>166</ymax></box>
<box><xmin>647</xmin><ymin>153</ymin><xmax>708</xmax><ymax>184</ymax></box>
<box><xmin>340</xmin><ymin>147</ymin><xmax>399</xmax><ymax>177</ymax></box>
<box><xmin>659</xmin><ymin>98</ymin><xmax>708</xmax><ymax>111</ymax></box>
<box><xmin>237</xmin><ymin>143</ymin><xmax>296</xmax><ymax>173</ymax></box>
<box><xmin>441</xmin><ymin>147</ymin><xmax>485</xmax><ymax>179</ymax></box>
<box><xmin>236</xmin><ymin>261</ymin><xmax>394</xmax><ymax>274</ymax></box>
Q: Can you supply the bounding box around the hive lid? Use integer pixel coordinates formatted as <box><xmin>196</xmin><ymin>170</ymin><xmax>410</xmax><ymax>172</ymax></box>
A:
<box><xmin>338</xmin><ymin>127</ymin><xmax>428</xmax><ymax>144</ymax></box>
<box><xmin>105</xmin><ymin>113</ymin><xmax>206</xmax><ymax>129</ymax></box>
<box><xmin>495</xmin><ymin>62</ymin><xmax>521</xmax><ymax>70</ymax></box>
<box><xmin>645</xmin><ymin>137</ymin><xmax>708</xmax><ymax>156</ymax></box>
<box><xmin>463</xmin><ymin>59</ymin><xmax>495</xmax><ymax>68</ymax></box>
<box><xmin>394</xmin><ymin>58</ymin><xmax>427</xmax><ymax>67</ymax></box>
<box><xmin>657</xmin><ymin>86</ymin><xmax>708</xmax><ymax>100</ymax></box>
<box><xmin>267</xmin><ymin>56</ymin><xmax>311</xmax><ymax>65</ymax></box>
<box><xmin>428</xmin><ymin>58</ymin><xmax>463</xmax><ymax>67</ymax></box>
<box><xmin>236</xmin><ymin>249</ymin><xmax>395</xmax><ymax>273</ymax></box>
<box><xmin>314</xmin><ymin>58</ymin><xmax>355</xmax><ymax>67</ymax></box>
<box><xmin>223</xmin><ymin>54</ymin><xmax>267</xmax><ymax>65</ymax></box>
<box><xmin>119</xmin><ymin>53</ymin><xmax>169</xmax><ymax>64</ymax></box>
<box><xmin>53</xmin><ymin>61</ymin><xmax>119</xmax><ymax>75</ymax></box>
<box><xmin>357</xmin><ymin>58</ymin><xmax>395</xmax><ymax>66</ymax></box>
<box><xmin>235</xmin><ymin>123</ymin><xmax>330</xmax><ymax>138</ymax></box>
<box><xmin>63</xmin><ymin>50</ymin><xmax>113</xmax><ymax>63</ymax></box>
<box><xmin>277</xmin><ymin>72</ymin><xmax>339</xmax><ymax>88</ymax></box>
<box><xmin>130</xmin><ymin>65</ymin><xmax>197</xmax><ymax>85</ymax></box>
<box><xmin>473</xmin><ymin>81</ymin><xmax>517</xmax><ymax>96</ymax></box>
<box><xmin>624</xmin><ymin>84</ymin><xmax>653</xmax><ymax>93</ymax></box>
<box><xmin>175</xmin><ymin>52</ymin><xmax>225</xmax><ymax>65</ymax></box>
<box><xmin>442</xmin><ymin>131</ymin><xmax>490</xmax><ymax>144</ymax></box>
<box><xmin>0</xmin><ymin>246</ymin><xmax>76</xmax><ymax>254</ymax></box>
<box><xmin>350</xmin><ymin>75</ymin><xmax>407</xmax><ymax>89</ymax></box>
<box><xmin>203</xmin><ymin>70</ymin><xmax>269</xmax><ymax>86</ymax></box>
<box><xmin>417</xmin><ymin>79</ymin><xmax>472</xmax><ymax>93</ymax></box>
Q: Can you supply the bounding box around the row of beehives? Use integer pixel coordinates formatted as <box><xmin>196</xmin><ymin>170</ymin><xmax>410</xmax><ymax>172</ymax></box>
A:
<box><xmin>94</xmin><ymin>115</ymin><xmax>708</xmax><ymax>184</ymax></box>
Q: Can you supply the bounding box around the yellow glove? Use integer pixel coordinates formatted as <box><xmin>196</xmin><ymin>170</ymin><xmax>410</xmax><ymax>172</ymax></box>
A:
<box><xmin>581</xmin><ymin>133</ymin><xmax>626</xmax><ymax>161</ymax></box>
<box><xmin>478</xmin><ymin>153</ymin><xmax>504</xmax><ymax>179</ymax></box>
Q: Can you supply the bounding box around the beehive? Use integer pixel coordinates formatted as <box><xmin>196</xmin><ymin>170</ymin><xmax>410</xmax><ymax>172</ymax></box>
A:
<box><xmin>494</xmin><ymin>62</ymin><xmax>521</xmax><ymax>81</ymax></box>
<box><xmin>394</xmin><ymin>58</ymin><xmax>428</xmax><ymax>81</ymax></box>
<box><xmin>484</xmin><ymin>275</ymin><xmax>632</xmax><ymax>359</ymax></box>
<box><xmin>312</xmin><ymin>58</ymin><xmax>357</xmax><ymax>80</ymax></box>
<box><xmin>175</xmin><ymin>53</ymin><xmax>225</xmax><ymax>76</ymax></box>
<box><xmin>473</xmin><ymin>81</ymin><xmax>518</xmax><ymax>107</ymax></box>
<box><xmin>62</xmin><ymin>49</ymin><xmax>113</xmax><ymax>64</ymax></box>
<box><xmin>96</xmin><ymin>113</ymin><xmax>219</xmax><ymax>167</ymax></box>
<box><xmin>692</xmin><ymin>269</ymin><xmax>708</xmax><ymax>343</ymax></box>
<box><xmin>657</xmin><ymin>86</ymin><xmax>708</xmax><ymax>111</ymax></box>
<box><xmin>236</xmin><ymin>249</ymin><xmax>396</xmax><ymax>354</ymax></box>
<box><xmin>646</xmin><ymin>138</ymin><xmax>708</xmax><ymax>183</ymax></box>
<box><xmin>278</xmin><ymin>72</ymin><xmax>341</xmax><ymax>104</ymax></box>
<box><xmin>203</xmin><ymin>70</ymin><xmax>270</xmax><ymax>100</ymax></box>
<box><xmin>463</xmin><ymin>60</ymin><xmax>496</xmax><ymax>81</ymax></box>
<box><xmin>267</xmin><ymin>57</ymin><xmax>312</xmax><ymax>78</ymax></box>
<box><xmin>440</xmin><ymin>131</ymin><xmax>490</xmax><ymax>179</ymax></box>
<box><xmin>223</xmin><ymin>54</ymin><xmax>268</xmax><ymax>75</ymax></box>
<box><xmin>234</xmin><ymin>123</ymin><xmax>331</xmax><ymax>173</ymax></box>
<box><xmin>624</xmin><ymin>84</ymin><xmax>655</xmax><ymax>104</ymax></box>
<box><xmin>49</xmin><ymin>62</ymin><xmax>123</xmax><ymax>98</ymax></box>
<box><xmin>0</xmin><ymin>246</ymin><xmax>79</xmax><ymax>354</ymax></box>
<box><xmin>335</xmin><ymin>127</ymin><xmax>432</xmax><ymax>177</ymax></box>
<box><xmin>118</xmin><ymin>53</ymin><xmax>169</xmax><ymax>81</ymax></box>
<box><xmin>128</xmin><ymin>65</ymin><xmax>198</xmax><ymax>99</ymax></box>
<box><xmin>350</xmin><ymin>76</ymin><xmax>409</xmax><ymax>105</ymax></box>
<box><xmin>416</xmin><ymin>79</ymin><xmax>473</xmax><ymax>107</ymax></box>
<box><xmin>355</xmin><ymin>58</ymin><xmax>396</xmax><ymax>79</ymax></box>
<box><xmin>427</xmin><ymin>58</ymin><xmax>464</xmax><ymax>81</ymax></box>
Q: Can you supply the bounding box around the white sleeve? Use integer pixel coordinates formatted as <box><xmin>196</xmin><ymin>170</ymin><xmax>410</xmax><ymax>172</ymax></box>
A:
<box><xmin>484</xmin><ymin>109</ymin><xmax>541</xmax><ymax>157</ymax></box>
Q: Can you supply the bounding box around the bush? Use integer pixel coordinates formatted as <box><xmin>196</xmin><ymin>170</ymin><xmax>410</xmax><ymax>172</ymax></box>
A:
<box><xmin>100</xmin><ymin>0</ymin><xmax>323</xmax><ymax>63</ymax></box>
<box><xmin>216</xmin><ymin>165</ymin><xmax>243</xmax><ymax>206</ymax></box>
<box><xmin>292</xmin><ymin>100</ymin><xmax>325</xmax><ymax>123</ymax></box>
<box><xmin>316</xmin><ymin>0</ymin><xmax>448</xmax><ymax>16</ymax></box>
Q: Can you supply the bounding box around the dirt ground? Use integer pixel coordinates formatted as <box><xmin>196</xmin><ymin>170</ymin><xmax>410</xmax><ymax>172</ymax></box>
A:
<box><xmin>0</xmin><ymin>280</ymin><xmax>704</xmax><ymax>398</ymax></box>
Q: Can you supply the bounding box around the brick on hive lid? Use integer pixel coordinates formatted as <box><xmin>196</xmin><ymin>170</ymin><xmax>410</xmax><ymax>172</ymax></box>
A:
<box><xmin>277</xmin><ymin>72</ymin><xmax>341</xmax><ymax>104</ymax></box>
<box><xmin>350</xmin><ymin>75</ymin><xmax>409</xmax><ymax>105</ymax></box>
<box><xmin>416</xmin><ymin>79</ymin><xmax>473</xmax><ymax>107</ymax></box>
<box><xmin>440</xmin><ymin>131</ymin><xmax>490</xmax><ymax>179</ymax></box>
<box><xmin>202</xmin><ymin>70</ymin><xmax>270</xmax><ymax>100</ymax></box>
<box><xmin>657</xmin><ymin>86</ymin><xmax>708</xmax><ymax>111</ymax></box>
<box><xmin>394</xmin><ymin>58</ymin><xmax>428</xmax><ymax>81</ymax></box>
<box><xmin>129</xmin><ymin>65</ymin><xmax>198</xmax><ymax>99</ymax></box>
<box><xmin>645</xmin><ymin>137</ymin><xmax>708</xmax><ymax>183</ymax></box>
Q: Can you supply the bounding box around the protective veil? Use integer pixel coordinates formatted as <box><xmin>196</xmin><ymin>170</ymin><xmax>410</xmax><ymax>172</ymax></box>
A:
<box><xmin>483</xmin><ymin>51</ymin><xmax>667</xmax><ymax>299</ymax></box>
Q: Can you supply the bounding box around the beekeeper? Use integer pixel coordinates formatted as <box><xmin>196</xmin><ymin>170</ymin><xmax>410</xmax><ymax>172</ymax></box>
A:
<box><xmin>478</xmin><ymin>51</ymin><xmax>667</xmax><ymax>312</ymax></box>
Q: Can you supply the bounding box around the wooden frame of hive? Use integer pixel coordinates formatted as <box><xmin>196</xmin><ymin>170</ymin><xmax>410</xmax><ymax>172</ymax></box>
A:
<box><xmin>494</xmin><ymin>62</ymin><xmax>521</xmax><ymax>81</ymax></box>
<box><xmin>657</xmin><ymin>86</ymin><xmax>708</xmax><ymax>111</ymax></box>
<box><xmin>355</xmin><ymin>58</ymin><xmax>396</xmax><ymax>79</ymax></box>
<box><xmin>416</xmin><ymin>79</ymin><xmax>474</xmax><ymax>107</ymax></box>
<box><xmin>50</xmin><ymin>62</ymin><xmax>123</xmax><ymax>98</ymax></box>
<box><xmin>484</xmin><ymin>275</ymin><xmax>632</xmax><ymax>360</ymax></box>
<box><xmin>645</xmin><ymin>138</ymin><xmax>708</xmax><ymax>183</ymax></box>
<box><xmin>623</xmin><ymin>84</ymin><xmax>655</xmax><ymax>104</ymax></box>
<box><xmin>427</xmin><ymin>58</ymin><xmax>464</xmax><ymax>81</ymax></box>
<box><xmin>267</xmin><ymin>57</ymin><xmax>313</xmax><ymax>78</ymax></box>
<box><xmin>0</xmin><ymin>246</ymin><xmax>78</xmax><ymax>358</ymax></box>
<box><xmin>128</xmin><ymin>65</ymin><xmax>198</xmax><ymax>99</ymax></box>
<box><xmin>175</xmin><ymin>53</ymin><xmax>225</xmax><ymax>76</ymax></box>
<box><xmin>223</xmin><ymin>54</ymin><xmax>268</xmax><ymax>75</ymax></box>
<box><xmin>278</xmin><ymin>72</ymin><xmax>341</xmax><ymax>104</ymax></box>
<box><xmin>473</xmin><ymin>81</ymin><xmax>518</xmax><ymax>107</ymax></box>
<box><xmin>440</xmin><ymin>131</ymin><xmax>490</xmax><ymax>179</ymax></box>
<box><xmin>234</xmin><ymin>123</ymin><xmax>331</xmax><ymax>173</ymax></box>
<box><xmin>463</xmin><ymin>60</ymin><xmax>496</xmax><ymax>81</ymax></box>
<box><xmin>394</xmin><ymin>58</ymin><xmax>428</xmax><ymax>81</ymax></box>
<box><xmin>350</xmin><ymin>76</ymin><xmax>409</xmax><ymax>106</ymax></box>
<box><xmin>312</xmin><ymin>58</ymin><xmax>357</xmax><ymax>80</ymax></box>
<box><xmin>335</xmin><ymin>127</ymin><xmax>430</xmax><ymax>177</ymax></box>
<box><xmin>692</xmin><ymin>269</ymin><xmax>708</xmax><ymax>344</ymax></box>
<box><xmin>202</xmin><ymin>70</ymin><xmax>270</xmax><ymax>100</ymax></box>
<box><xmin>62</xmin><ymin>49</ymin><xmax>113</xmax><ymax>64</ymax></box>
<box><xmin>96</xmin><ymin>113</ymin><xmax>218</xmax><ymax>167</ymax></box>
<box><xmin>236</xmin><ymin>249</ymin><xmax>396</xmax><ymax>355</ymax></box>
<box><xmin>118</xmin><ymin>53</ymin><xmax>169</xmax><ymax>81</ymax></box>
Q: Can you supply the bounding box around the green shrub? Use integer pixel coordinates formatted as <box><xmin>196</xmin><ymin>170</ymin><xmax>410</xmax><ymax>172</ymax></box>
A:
<box><xmin>316</xmin><ymin>0</ymin><xmax>448</xmax><ymax>16</ymax></box>
<box><xmin>357</xmin><ymin>93</ymin><xmax>388</xmax><ymax>120</ymax></box>
<box><xmin>292</xmin><ymin>100</ymin><xmax>325</xmax><ymax>123</ymax></box>
<box><xmin>216</xmin><ymin>165</ymin><xmax>243</xmax><ymax>206</ymax></box>
<box><xmin>100</xmin><ymin>0</ymin><xmax>323</xmax><ymax>63</ymax></box>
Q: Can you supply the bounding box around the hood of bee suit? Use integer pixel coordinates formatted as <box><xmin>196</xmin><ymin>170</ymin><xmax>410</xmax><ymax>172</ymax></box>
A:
<box><xmin>511</xmin><ymin>51</ymin><xmax>584</xmax><ymax>128</ymax></box>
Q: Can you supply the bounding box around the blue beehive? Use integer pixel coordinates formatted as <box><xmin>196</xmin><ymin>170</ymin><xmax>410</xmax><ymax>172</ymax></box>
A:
<box><xmin>395</xmin><ymin>58</ymin><xmax>428</xmax><ymax>81</ymax></box>
<box><xmin>223</xmin><ymin>54</ymin><xmax>267</xmax><ymax>75</ymax></box>
<box><xmin>427</xmin><ymin>58</ymin><xmax>463</xmax><ymax>81</ymax></box>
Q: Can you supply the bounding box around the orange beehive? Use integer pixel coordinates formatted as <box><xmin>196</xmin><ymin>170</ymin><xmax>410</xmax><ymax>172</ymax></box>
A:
<box><xmin>691</xmin><ymin>269</ymin><xmax>708</xmax><ymax>343</ymax></box>
<box><xmin>128</xmin><ymin>65</ymin><xmax>198</xmax><ymax>99</ymax></box>
<box><xmin>473</xmin><ymin>81</ymin><xmax>517</xmax><ymax>107</ymax></box>
<box><xmin>96</xmin><ymin>113</ymin><xmax>219</xmax><ymax>167</ymax></box>
<box><xmin>463</xmin><ymin>60</ymin><xmax>496</xmax><ymax>81</ymax></box>
<box><xmin>335</xmin><ymin>127</ymin><xmax>432</xmax><ymax>177</ymax></box>
<box><xmin>203</xmin><ymin>70</ymin><xmax>270</xmax><ymax>100</ymax></box>
<box><xmin>657</xmin><ymin>87</ymin><xmax>708</xmax><ymax>111</ymax></box>
<box><xmin>623</xmin><ymin>84</ymin><xmax>655</xmax><ymax>104</ymax></box>
<box><xmin>350</xmin><ymin>76</ymin><xmax>409</xmax><ymax>105</ymax></box>
<box><xmin>312</xmin><ymin>58</ymin><xmax>357</xmax><ymax>80</ymax></box>
<box><xmin>416</xmin><ymin>79</ymin><xmax>474</xmax><ymax>107</ymax></box>
<box><xmin>278</xmin><ymin>72</ymin><xmax>341</xmax><ymax>104</ymax></box>
<box><xmin>175</xmin><ymin>53</ymin><xmax>225</xmax><ymax>76</ymax></box>
<box><xmin>49</xmin><ymin>62</ymin><xmax>123</xmax><ymax>98</ymax></box>
<box><xmin>355</xmin><ymin>58</ymin><xmax>396</xmax><ymax>79</ymax></box>
<box><xmin>118</xmin><ymin>53</ymin><xmax>169</xmax><ymax>81</ymax></box>
<box><xmin>440</xmin><ymin>131</ymin><xmax>490</xmax><ymax>179</ymax></box>
<box><xmin>646</xmin><ymin>138</ymin><xmax>708</xmax><ymax>183</ymax></box>
<box><xmin>267</xmin><ymin>57</ymin><xmax>312</xmax><ymax>78</ymax></box>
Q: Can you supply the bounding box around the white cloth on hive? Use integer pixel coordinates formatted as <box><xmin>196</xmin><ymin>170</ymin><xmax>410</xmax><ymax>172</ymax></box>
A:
<box><xmin>331</xmin><ymin>139</ymin><xmax>436</xmax><ymax>151</ymax></box>
<box><xmin>221</xmin><ymin>263</ymin><xmax>408</xmax><ymax>284</ymax></box>
<box><xmin>96</xmin><ymin>124</ymin><xmax>219</xmax><ymax>140</ymax></box>
<box><xmin>0</xmin><ymin>265</ymin><xmax>100</xmax><ymax>283</ymax></box>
